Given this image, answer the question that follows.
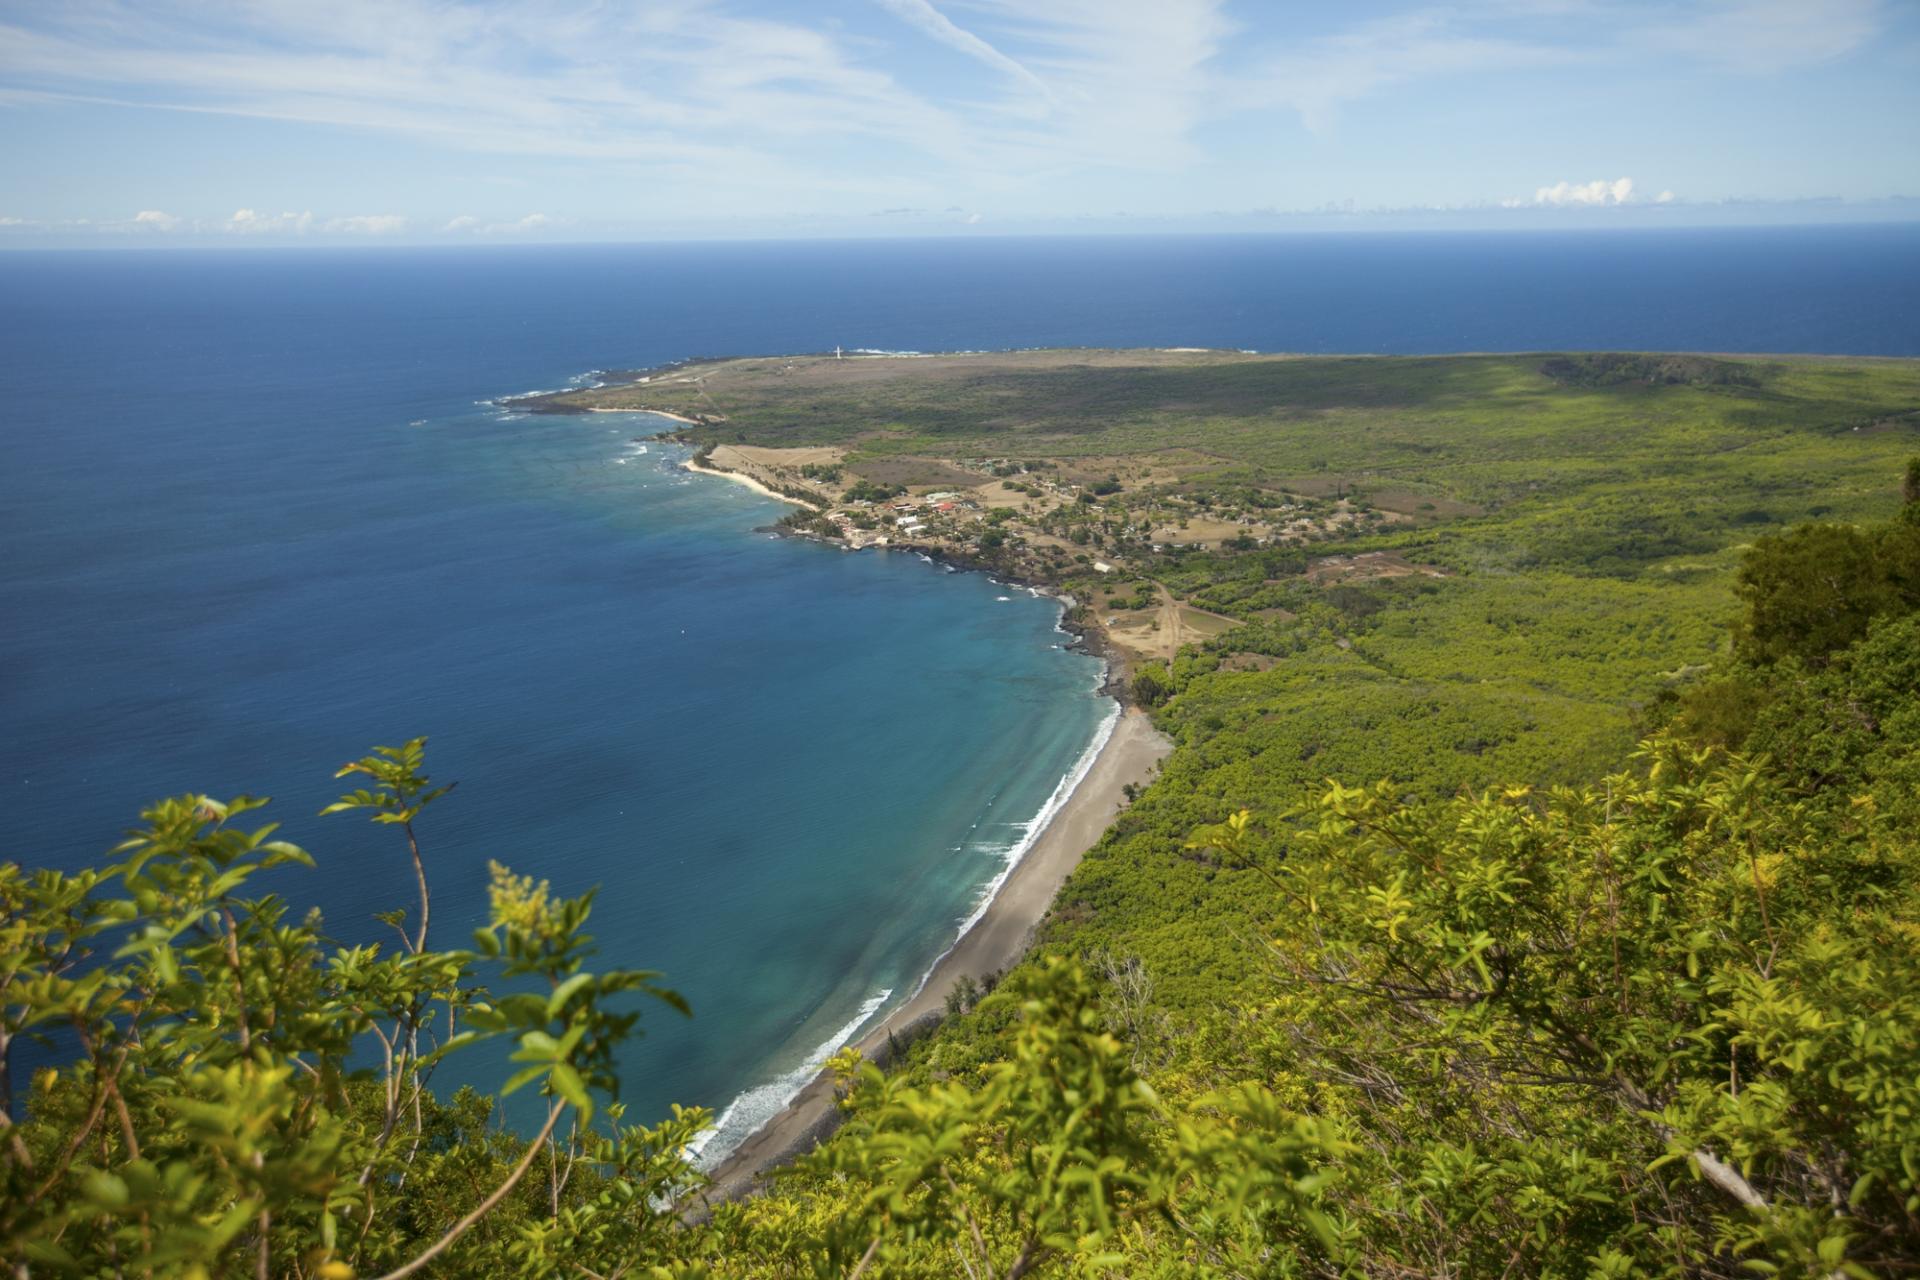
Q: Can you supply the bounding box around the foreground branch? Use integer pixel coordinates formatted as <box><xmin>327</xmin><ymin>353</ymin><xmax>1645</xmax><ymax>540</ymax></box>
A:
<box><xmin>374</xmin><ymin>1100</ymin><xmax>564</xmax><ymax>1280</ymax></box>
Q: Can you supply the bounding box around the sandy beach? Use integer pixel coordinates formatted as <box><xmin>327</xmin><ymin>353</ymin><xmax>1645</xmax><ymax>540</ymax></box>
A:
<box><xmin>684</xmin><ymin>449</ymin><xmax>812</xmax><ymax>506</ymax></box>
<box><xmin>698</xmin><ymin>706</ymin><xmax>1171</xmax><ymax>1204</ymax></box>
<box><xmin>589</xmin><ymin>406</ymin><xmax>704</xmax><ymax>425</ymax></box>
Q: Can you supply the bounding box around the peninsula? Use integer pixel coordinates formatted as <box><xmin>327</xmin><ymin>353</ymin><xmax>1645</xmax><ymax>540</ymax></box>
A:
<box><xmin>21</xmin><ymin>346</ymin><xmax>1920</xmax><ymax>1278</ymax></box>
<box><xmin>527</xmin><ymin>347</ymin><xmax>1920</xmax><ymax>694</ymax></box>
<box><xmin>521</xmin><ymin>347</ymin><xmax>1920</xmax><ymax>1208</ymax></box>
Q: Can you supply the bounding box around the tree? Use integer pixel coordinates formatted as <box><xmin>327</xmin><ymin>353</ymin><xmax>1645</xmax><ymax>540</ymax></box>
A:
<box><xmin>1189</xmin><ymin>735</ymin><xmax>1920</xmax><ymax>1277</ymax></box>
<box><xmin>1130</xmin><ymin>662</ymin><xmax>1174</xmax><ymax>708</ymax></box>
<box><xmin>1732</xmin><ymin>522</ymin><xmax>1908</xmax><ymax>665</ymax></box>
<box><xmin>0</xmin><ymin>742</ymin><xmax>705</xmax><ymax>1279</ymax></box>
<box><xmin>789</xmin><ymin>958</ymin><xmax>1341</xmax><ymax>1278</ymax></box>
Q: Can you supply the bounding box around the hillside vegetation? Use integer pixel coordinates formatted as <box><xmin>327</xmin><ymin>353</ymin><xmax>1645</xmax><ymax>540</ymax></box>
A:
<box><xmin>7</xmin><ymin>355</ymin><xmax>1920</xmax><ymax>1277</ymax></box>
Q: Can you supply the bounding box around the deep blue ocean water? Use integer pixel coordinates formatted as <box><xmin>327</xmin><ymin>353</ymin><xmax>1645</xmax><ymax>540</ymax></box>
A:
<box><xmin>4</xmin><ymin>225</ymin><xmax>1918</xmax><ymax>1154</ymax></box>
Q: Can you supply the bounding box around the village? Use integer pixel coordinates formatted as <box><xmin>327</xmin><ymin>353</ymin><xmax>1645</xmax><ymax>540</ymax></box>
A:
<box><xmin>678</xmin><ymin>440</ymin><xmax>1427</xmax><ymax>671</ymax></box>
<box><xmin>690</xmin><ymin>441</ymin><xmax>1402</xmax><ymax>570</ymax></box>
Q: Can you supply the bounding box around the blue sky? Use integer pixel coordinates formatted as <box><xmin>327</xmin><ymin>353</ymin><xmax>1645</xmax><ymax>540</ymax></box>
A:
<box><xmin>2</xmin><ymin>0</ymin><xmax>1917</xmax><ymax>243</ymax></box>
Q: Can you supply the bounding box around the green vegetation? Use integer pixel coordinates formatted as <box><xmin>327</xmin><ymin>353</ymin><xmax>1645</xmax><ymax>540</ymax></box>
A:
<box><xmin>1537</xmin><ymin>352</ymin><xmax>1761</xmax><ymax>388</ymax></box>
<box><xmin>11</xmin><ymin>351</ymin><xmax>1920</xmax><ymax>1276</ymax></box>
<box><xmin>841</xmin><ymin>479</ymin><xmax>905</xmax><ymax>503</ymax></box>
<box><xmin>2</xmin><ymin>742</ymin><xmax>705</xmax><ymax>1278</ymax></box>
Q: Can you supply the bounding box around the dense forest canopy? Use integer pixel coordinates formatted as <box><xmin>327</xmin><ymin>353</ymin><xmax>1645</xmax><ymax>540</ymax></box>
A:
<box><xmin>6</xmin><ymin>352</ymin><xmax>1920</xmax><ymax>1277</ymax></box>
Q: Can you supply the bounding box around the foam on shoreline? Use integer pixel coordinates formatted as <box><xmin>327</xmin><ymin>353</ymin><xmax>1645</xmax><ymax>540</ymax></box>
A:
<box><xmin>689</xmin><ymin>987</ymin><xmax>893</xmax><ymax>1170</ymax></box>
<box><xmin>908</xmin><ymin>697</ymin><xmax>1120</xmax><ymax>1003</ymax></box>
<box><xmin>683</xmin><ymin>456</ymin><xmax>812</xmax><ymax>507</ymax></box>
<box><xmin>640</xmin><ymin>467</ymin><xmax>1126</xmax><ymax>1176</ymax></box>
<box><xmin>691</xmin><ymin>680</ymin><xmax>1121</xmax><ymax>1172</ymax></box>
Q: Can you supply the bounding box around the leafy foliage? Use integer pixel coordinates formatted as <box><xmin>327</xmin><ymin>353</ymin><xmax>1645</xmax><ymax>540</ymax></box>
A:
<box><xmin>10</xmin><ymin>356</ymin><xmax>1920</xmax><ymax>1275</ymax></box>
<box><xmin>1191</xmin><ymin>738</ymin><xmax>1920</xmax><ymax>1276</ymax></box>
<box><xmin>1</xmin><ymin>745</ymin><xmax>704</xmax><ymax>1279</ymax></box>
<box><xmin>1538</xmin><ymin>353</ymin><xmax>1760</xmax><ymax>388</ymax></box>
<box><xmin>1732</xmin><ymin>519</ymin><xmax>1920</xmax><ymax>666</ymax></box>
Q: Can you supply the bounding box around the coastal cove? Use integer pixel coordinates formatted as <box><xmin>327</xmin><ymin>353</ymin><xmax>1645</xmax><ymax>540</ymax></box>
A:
<box><xmin>662</xmin><ymin>425</ymin><xmax>1163</xmax><ymax>1168</ymax></box>
<box><xmin>6</xmin><ymin>232</ymin><xmax>1920</xmax><ymax>1225</ymax></box>
<box><xmin>12</xmin><ymin>11</ymin><xmax>1920</xmax><ymax>1269</ymax></box>
<box><xmin>0</xmin><ymin>251</ymin><xmax>1131</xmax><ymax>1165</ymax></box>
<box><xmin>701</xmin><ymin>704</ymin><xmax>1168</xmax><ymax>1196</ymax></box>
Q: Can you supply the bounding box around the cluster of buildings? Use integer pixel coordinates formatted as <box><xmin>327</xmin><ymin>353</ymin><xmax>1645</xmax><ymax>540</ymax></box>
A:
<box><xmin>823</xmin><ymin>489</ymin><xmax>984</xmax><ymax>551</ymax></box>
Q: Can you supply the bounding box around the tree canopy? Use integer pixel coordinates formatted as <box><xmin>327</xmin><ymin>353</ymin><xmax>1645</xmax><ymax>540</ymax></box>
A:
<box><xmin>7</xmin><ymin>464</ymin><xmax>1920</xmax><ymax>1276</ymax></box>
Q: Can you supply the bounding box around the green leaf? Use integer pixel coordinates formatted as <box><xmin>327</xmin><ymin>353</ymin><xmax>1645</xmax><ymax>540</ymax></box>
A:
<box><xmin>550</xmin><ymin>1062</ymin><xmax>592</xmax><ymax>1120</ymax></box>
<box><xmin>547</xmin><ymin>972</ymin><xmax>593</xmax><ymax>1018</ymax></box>
<box><xmin>500</xmin><ymin>1064</ymin><xmax>546</xmax><ymax>1097</ymax></box>
<box><xmin>82</xmin><ymin>1170</ymin><xmax>129</xmax><ymax>1210</ymax></box>
<box><xmin>515</xmin><ymin>1029</ymin><xmax>562</xmax><ymax>1060</ymax></box>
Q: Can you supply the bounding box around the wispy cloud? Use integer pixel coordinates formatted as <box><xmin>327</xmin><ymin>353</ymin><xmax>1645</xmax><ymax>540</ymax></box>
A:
<box><xmin>1641</xmin><ymin>0</ymin><xmax>1884</xmax><ymax>72</ymax></box>
<box><xmin>872</xmin><ymin>0</ymin><xmax>1049</xmax><ymax>96</ymax></box>
<box><xmin>0</xmin><ymin>0</ymin><xmax>1232</xmax><ymax>191</ymax></box>
<box><xmin>1237</xmin><ymin>10</ymin><xmax>1574</xmax><ymax>133</ymax></box>
<box><xmin>952</xmin><ymin>0</ymin><xmax>1231</xmax><ymax>168</ymax></box>
<box><xmin>1231</xmin><ymin>0</ymin><xmax>1888</xmax><ymax>132</ymax></box>
<box><xmin>0</xmin><ymin>0</ymin><xmax>1899</xmax><ymax>229</ymax></box>
<box><xmin>0</xmin><ymin>2</ymin><xmax>967</xmax><ymax>179</ymax></box>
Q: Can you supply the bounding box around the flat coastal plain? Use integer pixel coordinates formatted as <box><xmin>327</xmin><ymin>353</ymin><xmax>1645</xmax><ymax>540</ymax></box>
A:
<box><xmin>701</xmin><ymin>707</ymin><xmax>1170</xmax><ymax>1203</ymax></box>
<box><xmin>573</xmin><ymin>348</ymin><xmax>1920</xmax><ymax>1201</ymax></box>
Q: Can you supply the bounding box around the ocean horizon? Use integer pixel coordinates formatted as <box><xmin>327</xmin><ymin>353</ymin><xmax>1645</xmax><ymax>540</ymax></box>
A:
<box><xmin>5</xmin><ymin>226</ymin><xmax>1919</xmax><ymax>1160</ymax></box>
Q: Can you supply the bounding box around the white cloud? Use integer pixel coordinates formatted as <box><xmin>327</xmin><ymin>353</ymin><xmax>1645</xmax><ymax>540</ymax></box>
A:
<box><xmin>438</xmin><ymin>212</ymin><xmax>555</xmax><ymax>235</ymax></box>
<box><xmin>873</xmin><ymin>0</ymin><xmax>1049</xmax><ymax>96</ymax></box>
<box><xmin>1656</xmin><ymin>189</ymin><xmax>1675</xmax><ymax>204</ymax></box>
<box><xmin>0</xmin><ymin>1</ymin><xmax>1888</xmax><ymax>217</ymax></box>
<box><xmin>1</xmin><ymin>215</ymin><xmax>36</xmax><ymax>227</ymax></box>
<box><xmin>227</xmin><ymin>208</ymin><xmax>314</xmax><ymax>234</ymax></box>
<box><xmin>323</xmin><ymin>213</ymin><xmax>408</xmax><ymax>234</ymax></box>
<box><xmin>132</xmin><ymin>209</ymin><xmax>181</xmax><ymax>230</ymax></box>
<box><xmin>1531</xmin><ymin>177</ymin><xmax>1635</xmax><ymax>206</ymax></box>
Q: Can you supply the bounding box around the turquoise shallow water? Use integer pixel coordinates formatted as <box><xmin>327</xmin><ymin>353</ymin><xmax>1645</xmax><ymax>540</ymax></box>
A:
<box><xmin>5</xmin><ymin>228</ymin><xmax>1917</xmax><ymax>1151</ymax></box>
<box><xmin>0</xmin><ymin>253</ymin><xmax>1109</xmax><ymax>1152</ymax></box>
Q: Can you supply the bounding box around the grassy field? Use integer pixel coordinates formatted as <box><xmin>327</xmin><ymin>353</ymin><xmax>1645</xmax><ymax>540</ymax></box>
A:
<box><xmin>556</xmin><ymin>349</ymin><xmax>1920</xmax><ymax>537</ymax></box>
<box><xmin>553</xmin><ymin>348</ymin><xmax>1920</xmax><ymax>1018</ymax></box>
<box><xmin>19</xmin><ymin>351</ymin><xmax>1919</xmax><ymax>1277</ymax></box>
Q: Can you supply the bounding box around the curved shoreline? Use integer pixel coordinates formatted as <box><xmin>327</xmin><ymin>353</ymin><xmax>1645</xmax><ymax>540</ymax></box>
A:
<box><xmin>683</xmin><ymin>454</ymin><xmax>814</xmax><ymax>507</ymax></box>
<box><xmin>674</xmin><ymin>436</ymin><xmax>1167</xmax><ymax>1189</ymax></box>
<box><xmin>697</xmin><ymin>705</ymin><xmax>1171</xmax><ymax>1204</ymax></box>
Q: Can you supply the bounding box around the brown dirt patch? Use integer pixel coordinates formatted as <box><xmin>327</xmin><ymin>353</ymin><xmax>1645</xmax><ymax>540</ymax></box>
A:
<box><xmin>849</xmin><ymin>456</ymin><xmax>985</xmax><ymax>490</ymax></box>
<box><xmin>1306</xmin><ymin>551</ymin><xmax>1450</xmax><ymax>585</ymax></box>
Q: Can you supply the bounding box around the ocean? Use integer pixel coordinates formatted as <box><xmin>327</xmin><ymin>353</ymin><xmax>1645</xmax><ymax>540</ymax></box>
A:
<box><xmin>4</xmin><ymin>225</ymin><xmax>1918</xmax><ymax>1156</ymax></box>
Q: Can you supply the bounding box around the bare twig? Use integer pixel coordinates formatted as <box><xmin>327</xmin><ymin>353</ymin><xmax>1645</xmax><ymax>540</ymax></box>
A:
<box><xmin>373</xmin><ymin>1101</ymin><xmax>565</xmax><ymax>1280</ymax></box>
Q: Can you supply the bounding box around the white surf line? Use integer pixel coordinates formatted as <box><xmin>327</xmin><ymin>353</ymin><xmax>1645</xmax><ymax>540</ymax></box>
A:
<box><xmin>689</xmin><ymin>988</ymin><xmax>893</xmax><ymax>1171</ymax></box>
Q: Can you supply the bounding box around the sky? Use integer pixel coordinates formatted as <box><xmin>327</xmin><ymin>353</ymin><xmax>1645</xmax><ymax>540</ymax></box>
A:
<box><xmin>2</xmin><ymin>0</ymin><xmax>1918</xmax><ymax>244</ymax></box>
